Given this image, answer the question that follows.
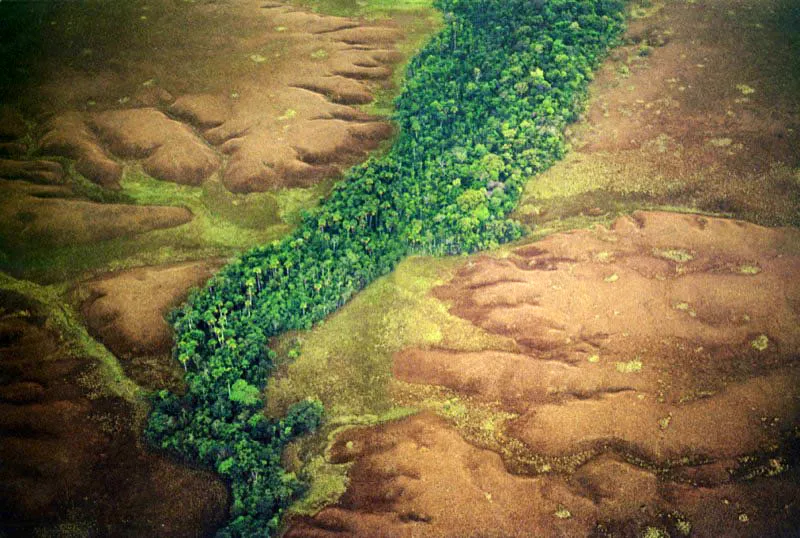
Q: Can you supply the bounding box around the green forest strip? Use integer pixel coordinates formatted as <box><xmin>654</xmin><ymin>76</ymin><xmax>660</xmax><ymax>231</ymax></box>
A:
<box><xmin>146</xmin><ymin>0</ymin><xmax>625</xmax><ymax>535</ymax></box>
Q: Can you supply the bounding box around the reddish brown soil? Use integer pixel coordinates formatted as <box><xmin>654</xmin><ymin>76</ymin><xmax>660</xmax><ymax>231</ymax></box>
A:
<box><xmin>0</xmin><ymin>158</ymin><xmax>64</xmax><ymax>184</ymax></box>
<box><xmin>287</xmin><ymin>212</ymin><xmax>800</xmax><ymax>537</ymax></box>
<box><xmin>0</xmin><ymin>290</ymin><xmax>228</xmax><ymax>536</ymax></box>
<box><xmin>1</xmin><ymin>0</ymin><xmax>410</xmax><ymax>192</ymax></box>
<box><xmin>515</xmin><ymin>0</ymin><xmax>800</xmax><ymax>228</ymax></box>
<box><xmin>287</xmin><ymin>413</ymin><xmax>600</xmax><ymax>538</ymax></box>
<box><xmin>288</xmin><ymin>413</ymin><xmax>800</xmax><ymax>538</ymax></box>
<box><xmin>79</xmin><ymin>260</ymin><xmax>224</xmax><ymax>389</ymax></box>
<box><xmin>91</xmin><ymin>108</ymin><xmax>221</xmax><ymax>186</ymax></box>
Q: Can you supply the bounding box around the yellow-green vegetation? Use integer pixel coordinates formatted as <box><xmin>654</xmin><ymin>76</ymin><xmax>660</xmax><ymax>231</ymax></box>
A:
<box><xmin>616</xmin><ymin>358</ymin><xmax>644</xmax><ymax>373</ymax></box>
<box><xmin>708</xmin><ymin>137</ymin><xmax>734</xmax><ymax>148</ymax></box>
<box><xmin>391</xmin><ymin>380</ymin><xmax>528</xmax><ymax>474</ymax></box>
<box><xmin>674</xmin><ymin>302</ymin><xmax>697</xmax><ymax>317</ymax></box>
<box><xmin>266</xmin><ymin>255</ymin><xmax>513</xmax><ymax>418</ymax></box>
<box><xmin>511</xmin><ymin>145</ymin><xmax>704</xmax><ymax>229</ymax></box>
<box><xmin>736</xmin><ymin>454</ymin><xmax>789</xmax><ymax>481</ymax></box>
<box><xmin>738</xmin><ymin>264</ymin><xmax>761</xmax><ymax>275</ymax></box>
<box><xmin>554</xmin><ymin>506</ymin><xmax>572</xmax><ymax>519</ymax></box>
<box><xmin>265</xmin><ymin>255</ymin><xmax>517</xmax><ymax>511</ymax></box>
<box><xmin>673</xmin><ymin>515</ymin><xmax>692</xmax><ymax>536</ymax></box>
<box><xmin>8</xmin><ymin>167</ymin><xmax>328</xmax><ymax>283</ymax></box>
<box><xmin>0</xmin><ymin>271</ymin><xmax>139</xmax><ymax>403</ymax></box>
<box><xmin>288</xmin><ymin>455</ymin><xmax>350</xmax><ymax>515</ymax></box>
<box><xmin>512</xmin><ymin>113</ymin><xmax>800</xmax><ymax>231</ymax></box>
<box><xmin>289</xmin><ymin>0</ymin><xmax>434</xmax><ymax>18</ymax></box>
<box><xmin>750</xmin><ymin>334</ymin><xmax>769</xmax><ymax>351</ymax></box>
<box><xmin>653</xmin><ymin>248</ymin><xmax>694</xmax><ymax>263</ymax></box>
<box><xmin>278</xmin><ymin>108</ymin><xmax>297</xmax><ymax>121</ymax></box>
<box><xmin>629</xmin><ymin>0</ymin><xmax>664</xmax><ymax>20</ymax></box>
<box><xmin>642</xmin><ymin>526</ymin><xmax>670</xmax><ymax>538</ymax></box>
<box><xmin>658</xmin><ymin>414</ymin><xmax>672</xmax><ymax>431</ymax></box>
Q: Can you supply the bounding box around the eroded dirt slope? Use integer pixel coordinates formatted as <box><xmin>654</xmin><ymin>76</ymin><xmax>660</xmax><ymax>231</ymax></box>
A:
<box><xmin>1</xmin><ymin>0</ymin><xmax>406</xmax><ymax>192</ymax></box>
<box><xmin>287</xmin><ymin>212</ymin><xmax>800</xmax><ymax>537</ymax></box>
<box><xmin>0</xmin><ymin>290</ymin><xmax>228</xmax><ymax>536</ymax></box>
<box><xmin>78</xmin><ymin>260</ymin><xmax>225</xmax><ymax>390</ymax></box>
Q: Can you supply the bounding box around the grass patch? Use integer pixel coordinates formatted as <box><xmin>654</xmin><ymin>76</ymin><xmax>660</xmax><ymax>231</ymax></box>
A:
<box><xmin>616</xmin><ymin>358</ymin><xmax>643</xmax><ymax>373</ymax></box>
<box><xmin>653</xmin><ymin>248</ymin><xmax>694</xmax><ymax>263</ymax></box>
<box><xmin>287</xmin><ymin>0</ymin><xmax>434</xmax><ymax>18</ymax></box>
<box><xmin>738</xmin><ymin>264</ymin><xmax>761</xmax><ymax>275</ymax></box>
<box><xmin>289</xmin><ymin>455</ymin><xmax>350</xmax><ymax>515</ymax></box>
<box><xmin>750</xmin><ymin>334</ymin><xmax>769</xmax><ymax>351</ymax></box>
<box><xmin>2</xmin><ymin>167</ymin><xmax>330</xmax><ymax>284</ymax></box>
<box><xmin>0</xmin><ymin>271</ymin><xmax>139</xmax><ymax>403</ymax></box>
<box><xmin>266</xmin><ymin>255</ymin><xmax>513</xmax><ymax>419</ymax></box>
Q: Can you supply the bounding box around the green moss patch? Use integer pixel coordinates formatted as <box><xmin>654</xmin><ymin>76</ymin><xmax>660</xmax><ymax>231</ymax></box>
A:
<box><xmin>616</xmin><ymin>358</ymin><xmax>644</xmax><ymax>373</ymax></box>
<box><xmin>0</xmin><ymin>271</ymin><xmax>139</xmax><ymax>403</ymax></box>
<box><xmin>653</xmin><ymin>248</ymin><xmax>694</xmax><ymax>263</ymax></box>
<box><xmin>4</xmin><ymin>167</ymin><xmax>329</xmax><ymax>284</ymax></box>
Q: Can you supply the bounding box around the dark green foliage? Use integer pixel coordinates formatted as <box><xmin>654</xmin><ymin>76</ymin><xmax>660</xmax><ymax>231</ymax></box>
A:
<box><xmin>146</xmin><ymin>0</ymin><xmax>624</xmax><ymax>535</ymax></box>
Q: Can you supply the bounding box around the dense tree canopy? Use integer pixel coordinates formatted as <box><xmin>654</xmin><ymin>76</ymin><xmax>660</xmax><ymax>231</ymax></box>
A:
<box><xmin>146</xmin><ymin>0</ymin><xmax>625</xmax><ymax>535</ymax></box>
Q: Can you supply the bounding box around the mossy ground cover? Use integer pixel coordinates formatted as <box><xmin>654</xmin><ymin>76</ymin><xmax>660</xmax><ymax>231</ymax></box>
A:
<box><xmin>289</xmin><ymin>0</ymin><xmax>435</xmax><ymax>19</ymax></box>
<box><xmin>3</xmin><ymin>166</ymin><xmax>330</xmax><ymax>284</ymax></box>
<box><xmin>0</xmin><ymin>271</ymin><xmax>139</xmax><ymax>403</ymax></box>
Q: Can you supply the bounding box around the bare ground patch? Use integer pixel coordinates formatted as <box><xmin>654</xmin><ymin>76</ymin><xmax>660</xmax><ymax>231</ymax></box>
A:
<box><xmin>78</xmin><ymin>260</ymin><xmax>225</xmax><ymax>390</ymax></box>
<box><xmin>1</xmin><ymin>0</ymin><xmax>416</xmax><ymax>191</ymax></box>
<box><xmin>0</xmin><ymin>178</ymin><xmax>192</xmax><ymax>249</ymax></box>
